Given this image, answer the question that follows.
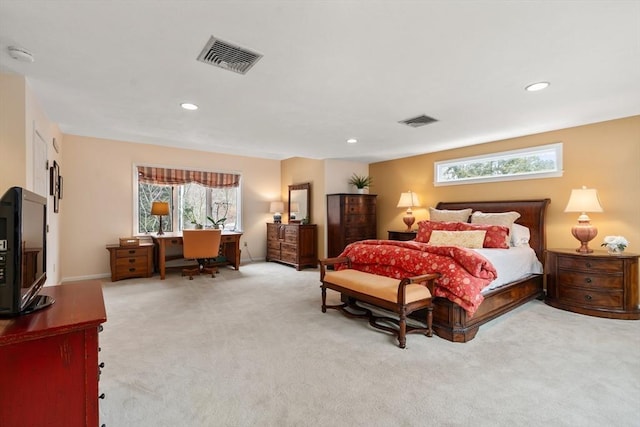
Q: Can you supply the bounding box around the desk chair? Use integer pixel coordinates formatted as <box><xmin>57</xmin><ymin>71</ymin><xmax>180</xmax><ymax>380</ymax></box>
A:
<box><xmin>182</xmin><ymin>229</ymin><xmax>222</xmax><ymax>280</ymax></box>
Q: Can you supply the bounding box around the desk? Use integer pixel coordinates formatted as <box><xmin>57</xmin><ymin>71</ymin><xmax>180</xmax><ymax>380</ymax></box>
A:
<box><xmin>152</xmin><ymin>231</ymin><xmax>243</xmax><ymax>279</ymax></box>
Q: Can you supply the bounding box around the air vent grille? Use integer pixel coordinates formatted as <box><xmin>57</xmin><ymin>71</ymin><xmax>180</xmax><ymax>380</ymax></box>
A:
<box><xmin>197</xmin><ymin>36</ymin><xmax>262</xmax><ymax>75</ymax></box>
<box><xmin>399</xmin><ymin>114</ymin><xmax>438</xmax><ymax>128</ymax></box>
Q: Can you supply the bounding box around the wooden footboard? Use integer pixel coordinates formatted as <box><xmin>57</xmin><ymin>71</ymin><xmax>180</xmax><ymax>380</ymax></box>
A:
<box><xmin>424</xmin><ymin>274</ymin><xmax>544</xmax><ymax>342</ymax></box>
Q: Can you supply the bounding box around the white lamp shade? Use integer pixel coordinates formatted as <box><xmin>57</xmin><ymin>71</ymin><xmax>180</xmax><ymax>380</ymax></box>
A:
<box><xmin>564</xmin><ymin>187</ymin><xmax>603</xmax><ymax>213</ymax></box>
<box><xmin>269</xmin><ymin>201</ymin><xmax>284</xmax><ymax>213</ymax></box>
<box><xmin>397</xmin><ymin>191</ymin><xmax>421</xmax><ymax>208</ymax></box>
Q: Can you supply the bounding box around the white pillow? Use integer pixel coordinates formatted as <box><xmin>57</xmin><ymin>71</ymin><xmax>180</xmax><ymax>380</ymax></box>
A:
<box><xmin>511</xmin><ymin>223</ymin><xmax>531</xmax><ymax>247</ymax></box>
<box><xmin>471</xmin><ymin>211</ymin><xmax>521</xmax><ymax>246</ymax></box>
<box><xmin>429</xmin><ymin>207</ymin><xmax>472</xmax><ymax>223</ymax></box>
<box><xmin>428</xmin><ymin>230</ymin><xmax>487</xmax><ymax>249</ymax></box>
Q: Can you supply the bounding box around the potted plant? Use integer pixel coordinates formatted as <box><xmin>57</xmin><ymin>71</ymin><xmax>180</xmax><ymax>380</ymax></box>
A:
<box><xmin>348</xmin><ymin>173</ymin><xmax>373</xmax><ymax>193</ymax></box>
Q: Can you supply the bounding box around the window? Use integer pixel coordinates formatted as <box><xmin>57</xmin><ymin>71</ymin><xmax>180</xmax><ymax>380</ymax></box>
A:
<box><xmin>434</xmin><ymin>143</ymin><xmax>563</xmax><ymax>186</ymax></box>
<box><xmin>135</xmin><ymin>165</ymin><xmax>241</xmax><ymax>234</ymax></box>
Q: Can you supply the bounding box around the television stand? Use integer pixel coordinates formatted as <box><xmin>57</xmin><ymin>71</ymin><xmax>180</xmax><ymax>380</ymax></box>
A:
<box><xmin>0</xmin><ymin>281</ymin><xmax>106</xmax><ymax>427</ymax></box>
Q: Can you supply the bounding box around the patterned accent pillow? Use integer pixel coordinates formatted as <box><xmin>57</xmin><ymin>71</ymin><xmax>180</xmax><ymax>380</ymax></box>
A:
<box><xmin>428</xmin><ymin>207</ymin><xmax>473</xmax><ymax>223</ymax></box>
<box><xmin>458</xmin><ymin>222</ymin><xmax>510</xmax><ymax>249</ymax></box>
<box><xmin>428</xmin><ymin>230</ymin><xmax>487</xmax><ymax>249</ymax></box>
<box><xmin>415</xmin><ymin>220</ymin><xmax>460</xmax><ymax>243</ymax></box>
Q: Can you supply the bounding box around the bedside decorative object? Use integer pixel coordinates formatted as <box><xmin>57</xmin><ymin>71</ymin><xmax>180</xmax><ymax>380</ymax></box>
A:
<box><xmin>601</xmin><ymin>235</ymin><xmax>628</xmax><ymax>255</ymax></box>
<box><xmin>563</xmin><ymin>186</ymin><xmax>603</xmax><ymax>253</ymax></box>
<box><xmin>270</xmin><ymin>201</ymin><xmax>284</xmax><ymax>223</ymax></box>
<box><xmin>545</xmin><ymin>249</ymin><xmax>640</xmax><ymax>319</ymax></box>
<box><xmin>397</xmin><ymin>191</ymin><xmax>421</xmax><ymax>232</ymax></box>
<box><xmin>151</xmin><ymin>201</ymin><xmax>170</xmax><ymax>235</ymax></box>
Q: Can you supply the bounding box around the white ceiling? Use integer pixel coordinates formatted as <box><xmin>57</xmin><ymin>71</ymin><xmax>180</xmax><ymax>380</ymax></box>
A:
<box><xmin>1</xmin><ymin>1</ymin><xmax>639</xmax><ymax>164</ymax></box>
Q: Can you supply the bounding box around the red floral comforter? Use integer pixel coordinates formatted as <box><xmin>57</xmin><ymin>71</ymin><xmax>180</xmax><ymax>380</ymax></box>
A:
<box><xmin>337</xmin><ymin>240</ymin><xmax>498</xmax><ymax>316</ymax></box>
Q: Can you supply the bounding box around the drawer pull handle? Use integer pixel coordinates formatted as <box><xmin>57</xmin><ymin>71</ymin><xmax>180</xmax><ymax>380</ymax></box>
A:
<box><xmin>584</xmin><ymin>294</ymin><xmax>593</xmax><ymax>301</ymax></box>
<box><xmin>129</xmin><ymin>259</ymin><xmax>136</xmax><ymax>263</ymax></box>
<box><xmin>585</xmin><ymin>262</ymin><xmax>592</xmax><ymax>268</ymax></box>
<box><xmin>99</xmin><ymin>325</ymin><xmax>104</xmax><ymax>333</ymax></box>
<box><xmin>128</xmin><ymin>250</ymin><xmax>135</xmax><ymax>254</ymax></box>
<box><xmin>99</xmin><ymin>362</ymin><xmax>105</xmax><ymax>368</ymax></box>
<box><xmin>129</xmin><ymin>268</ymin><xmax>136</xmax><ymax>272</ymax></box>
<box><xmin>585</xmin><ymin>277</ymin><xmax>592</xmax><ymax>284</ymax></box>
<box><xmin>99</xmin><ymin>393</ymin><xmax>106</xmax><ymax>399</ymax></box>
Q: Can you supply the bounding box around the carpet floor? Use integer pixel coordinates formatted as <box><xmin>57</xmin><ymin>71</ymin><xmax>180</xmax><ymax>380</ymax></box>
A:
<box><xmin>98</xmin><ymin>261</ymin><xmax>640</xmax><ymax>427</ymax></box>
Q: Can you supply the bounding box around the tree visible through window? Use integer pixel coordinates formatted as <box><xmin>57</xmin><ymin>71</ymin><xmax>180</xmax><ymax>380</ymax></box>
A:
<box><xmin>434</xmin><ymin>143</ymin><xmax>563</xmax><ymax>186</ymax></box>
<box><xmin>135</xmin><ymin>166</ymin><xmax>241</xmax><ymax>234</ymax></box>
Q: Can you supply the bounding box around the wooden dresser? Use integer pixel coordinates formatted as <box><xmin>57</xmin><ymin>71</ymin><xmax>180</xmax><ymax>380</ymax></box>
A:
<box><xmin>266</xmin><ymin>223</ymin><xmax>318</xmax><ymax>270</ymax></box>
<box><xmin>0</xmin><ymin>281</ymin><xmax>107</xmax><ymax>427</ymax></box>
<box><xmin>327</xmin><ymin>193</ymin><xmax>377</xmax><ymax>258</ymax></box>
<box><xmin>106</xmin><ymin>243</ymin><xmax>154</xmax><ymax>281</ymax></box>
<box><xmin>545</xmin><ymin>249</ymin><xmax>640</xmax><ymax>319</ymax></box>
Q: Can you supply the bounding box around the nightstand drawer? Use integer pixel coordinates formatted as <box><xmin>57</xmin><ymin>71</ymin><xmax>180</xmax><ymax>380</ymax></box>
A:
<box><xmin>557</xmin><ymin>255</ymin><xmax>622</xmax><ymax>273</ymax></box>
<box><xmin>558</xmin><ymin>287</ymin><xmax>623</xmax><ymax>309</ymax></box>
<box><xmin>557</xmin><ymin>270</ymin><xmax>622</xmax><ymax>290</ymax></box>
<box><xmin>115</xmin><ymin>256</ymin><xmax>148</xmax><ymax>270</ymax></box>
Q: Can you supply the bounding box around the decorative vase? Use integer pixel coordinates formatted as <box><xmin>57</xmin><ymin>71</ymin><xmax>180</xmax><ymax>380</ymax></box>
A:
<box><xmin>357</xmin><ymin>188</ymin><xmax>366</xmax><ymax>194</ymax></box>
<box><xmin>607</xmin><ymin>247</ymin><xmax>623</xmax><ymax>255</ymax></box>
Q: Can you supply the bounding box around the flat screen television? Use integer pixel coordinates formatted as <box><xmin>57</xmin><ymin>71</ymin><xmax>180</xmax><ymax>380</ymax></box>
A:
<box><xmin>0</xmin><ymin>186</ymin><xmax>53</xmax><ymax>316</ymax></box>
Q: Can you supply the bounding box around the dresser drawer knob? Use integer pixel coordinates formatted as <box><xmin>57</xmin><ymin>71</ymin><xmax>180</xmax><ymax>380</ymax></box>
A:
<box><xmin>585</xmin><ymin>277</ymin><xmax>592</xmax><ymax>284</ymax></box>
<box><xmin>99</xmin><ymin>362</ymin><xmax>105</xmax><ymax>368</ymax></box>
<box><xmin>584</xmin><ymin>294</ymin><xmax>592</xmax><ymax>301</ymax></box>
<box><xmin>129</xmin><ymin>258</ymin><xmax>136</xmax><ymax>263</ymax></box>
<box><xmin>129</xmin><ymin>268</ymin><xmax>136</xmax><ymax>272</ymax></box>
<box><xmin>585</xmin><ymin>262</ymin><xmax>592</xmax><ymax>268</ymax></box>
<box><xmin>99</xmin><ymin>393</ymin><xmax>106</xmax><ymax>399</ymax></box>
<box><xmin>128</xmin><ymin>250</ymin><xmax>136</xmax><ymax>254</ymax></box>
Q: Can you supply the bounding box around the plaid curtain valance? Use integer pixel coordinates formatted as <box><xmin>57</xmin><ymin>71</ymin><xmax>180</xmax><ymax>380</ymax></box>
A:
<box><xmin>137</xmin><ymin>166</ymin><xmax>240</xmax><ymax>188</ymax></box>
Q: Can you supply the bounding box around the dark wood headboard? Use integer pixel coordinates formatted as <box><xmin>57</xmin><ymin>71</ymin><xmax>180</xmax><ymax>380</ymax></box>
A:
<box><xmin>435</xmin><ymin>199</ymin><xmax>551</xmax><ymax>263</ymax></box>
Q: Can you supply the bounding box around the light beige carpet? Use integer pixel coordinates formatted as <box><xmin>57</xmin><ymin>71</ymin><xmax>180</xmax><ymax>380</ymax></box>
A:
<box><xmin>98</xmin><ymin>262</ymin><xmax>640</xmax><ymax>427</ymax></box>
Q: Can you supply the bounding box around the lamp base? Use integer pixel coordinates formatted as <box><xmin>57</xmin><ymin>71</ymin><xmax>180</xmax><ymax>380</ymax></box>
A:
<box><xmin>571</xmin><ymin>221</ymin><xmax>597</xmax><ymax>254</ymax></box>
<box><xmin>157</xmin><ymin>216</ymin><xmax>165</xmax><ymax>235</ymax></box>
<box><xmin>402</xmin><ymin>215</ymin><xmax>415</xmax><ymax>232</ymax></box>
<box><xmin>273</xmin><ymin>214</ymin><xmax>282</xmax><ymax>224</ymax></box>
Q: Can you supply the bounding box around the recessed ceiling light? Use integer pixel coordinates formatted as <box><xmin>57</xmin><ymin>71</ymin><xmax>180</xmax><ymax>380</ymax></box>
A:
<box><xmin>347</xmin><ymin>138</ymin><xmax>358</xmax><ymax>144</ymax></box>
<box><xmin>525</xmin><ymin>82</ymin><xmax>550</xmax><ymax>92</ymax></box>
<box><xmin>180</xmin><ymin>103</ymin><xmax>198</xmax><ymax>110</ymax></box>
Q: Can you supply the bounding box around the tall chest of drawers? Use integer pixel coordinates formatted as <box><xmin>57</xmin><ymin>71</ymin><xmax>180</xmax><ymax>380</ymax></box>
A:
<box><xmin>326</xmin><ymin>193</ymin><xmax>377</xmax><ymax>258</ymax></box>
<box><xmin>266</xmin><ymin>223</ymin><xmax>318</xmax><ymax>270</ymax></box>
<box><xmin>545</xmin><ymin>249</ymin><xmax>640</xmax><ymax>319</ymax></box>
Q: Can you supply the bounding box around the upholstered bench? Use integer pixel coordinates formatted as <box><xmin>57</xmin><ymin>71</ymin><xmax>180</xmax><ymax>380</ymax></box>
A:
<box><xmin>319</xmin><ymin>256</ymin><xmax>440</xmax><ymax>348</ymax></box>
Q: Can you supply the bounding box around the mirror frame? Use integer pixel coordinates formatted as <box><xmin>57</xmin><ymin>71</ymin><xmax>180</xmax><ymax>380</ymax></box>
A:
<box><xmin>288</xmin><ymin>182</ymin><xmax>311</xmax><ymax>224</ymax></box>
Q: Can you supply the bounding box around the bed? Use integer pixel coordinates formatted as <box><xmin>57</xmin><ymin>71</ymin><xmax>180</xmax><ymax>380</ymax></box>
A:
<box><xmin>338</xmin><ymin>199</ymin><xmax>550</xmax><ymax>343</ymax></box>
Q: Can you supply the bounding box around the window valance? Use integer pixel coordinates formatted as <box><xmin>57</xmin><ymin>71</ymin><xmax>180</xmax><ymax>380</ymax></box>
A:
<box><xmin>137</xmin><ymin>166</ymin><xmax>240</xmax><ymax>188</ymax></box>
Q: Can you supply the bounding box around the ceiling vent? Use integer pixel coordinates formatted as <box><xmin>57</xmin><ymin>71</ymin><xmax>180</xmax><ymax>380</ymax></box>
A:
<box><xmin>197</xmin><ymin>36</ymin><xmax>262</xmax><ymax>75</ymax></box>
<box><xmin>399</xmin><ymin>114</ymin><xmax>438</xmax><ymax>128</ymax></box>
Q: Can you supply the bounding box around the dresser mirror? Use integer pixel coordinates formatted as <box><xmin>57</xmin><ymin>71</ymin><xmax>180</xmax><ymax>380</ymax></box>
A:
<box><xmin>288</xmin><ymin>183</ymin><xmax>311</xmax><ymax>223</ymax></box>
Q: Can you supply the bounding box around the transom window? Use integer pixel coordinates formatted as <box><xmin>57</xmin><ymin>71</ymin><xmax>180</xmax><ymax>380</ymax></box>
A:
<box><xmin>434</xmin><ymin>143</ymin><xmax>563</xmax><ymax>186</ymax></box>
<box><xmin>134</xmin><ymin>165</ymin><xmax>242</xmax><ymax>234</ymax></box>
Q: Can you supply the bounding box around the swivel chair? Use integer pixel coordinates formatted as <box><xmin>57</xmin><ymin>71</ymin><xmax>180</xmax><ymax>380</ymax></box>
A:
<box><xmin>182</xmin><ymin>229</ymin><xmax>222</xmax><ymax>280</ymax></box>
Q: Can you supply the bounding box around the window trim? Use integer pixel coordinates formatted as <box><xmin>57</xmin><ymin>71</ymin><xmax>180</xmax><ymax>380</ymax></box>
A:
<box><xmin>433</xmin><ymin>142</ymin><xmax>563</xmax><ymax>186</ymax></box>
<box><xmin>132</xmin><ymin>163</ymin><xmax>243</xmax><ymax>235</ymax></box>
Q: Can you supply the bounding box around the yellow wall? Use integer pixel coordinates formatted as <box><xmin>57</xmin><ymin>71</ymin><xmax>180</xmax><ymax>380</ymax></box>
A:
<box><xmin>370</xmin><ymin>116</ymin><xmax>640</xmax><ymax>255</ymax></box>
<box><xmin>62</xmin><ymin>134</ymin><xmax>281</xmax><ymax>280</ymax></box>
<box><xmin>0</xmin><ymin>74</ymin><xmax>27</xmax><ymax>189</ymax></box>
<box><xmin>281</xmin><ymin>157</ymin><xmax>326</xmax><ymax>256</ymax></box>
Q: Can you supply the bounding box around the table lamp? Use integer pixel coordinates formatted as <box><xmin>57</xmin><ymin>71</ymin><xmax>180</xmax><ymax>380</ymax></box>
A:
<box><xmin>270</xmin><ymin>201</ymin><xmax>284</xmax><ymax>223</ymax></box>
<box><xmin>151</xmin><ymin>201</ymin><xmax>170</xmax><ymax>235</ymax></box>
<box><xmin>397</xmin><ymin>191</ymin><xmax>421</xmax><ymax>232</ymax></box>
<box><xmin>564</xmin><ymin>186</ymin><xmax>603</xmax><ymax>253</ymax></box>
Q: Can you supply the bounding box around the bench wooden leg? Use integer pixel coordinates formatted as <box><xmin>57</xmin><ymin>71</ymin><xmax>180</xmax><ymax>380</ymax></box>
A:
<box><xmin>398</xmin><ymin>308</ymin><xmax>407</xmax><ymax>349</ymax></box>
<box><xmin>321</xmin><ymin>286</ymin><xmax>327</xmax><ymax>313</ymax></box>
<box><xmin>426</xmin><ymin>305</ymin><xmax>433</xmax><ymax>337</ymax></box>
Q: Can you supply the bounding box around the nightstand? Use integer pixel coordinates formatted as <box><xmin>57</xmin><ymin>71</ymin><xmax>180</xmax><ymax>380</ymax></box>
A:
<box><xmin>387</xmin><ymin>230</ymin><xmax>417</xmax><ymax>241</ymax></box>
<box><xmin>545</xmin><ymin>249</ymin><xmax>640</xmax><ymax>319</ymax></box>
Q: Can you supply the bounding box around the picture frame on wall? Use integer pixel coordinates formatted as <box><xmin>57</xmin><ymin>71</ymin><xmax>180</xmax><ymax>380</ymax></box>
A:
<box><xmin>49</xmin><ymin>160</ymin><xmax>61</xmax><ymax>213</ymax></box>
